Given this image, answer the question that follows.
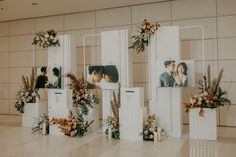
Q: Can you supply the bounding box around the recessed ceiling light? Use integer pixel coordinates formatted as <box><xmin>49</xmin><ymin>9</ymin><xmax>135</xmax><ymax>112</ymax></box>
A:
<box><xmin>32</xmin><ymin>2</ymin><xmax>38</xmax><ymax>6</ymax></box>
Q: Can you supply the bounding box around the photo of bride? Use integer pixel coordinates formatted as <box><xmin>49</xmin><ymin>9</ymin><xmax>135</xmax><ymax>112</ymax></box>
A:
<box><xmin>157</xmin><ymin>60</ymin><xmax>195</xmax><ymax>88</ymax></box>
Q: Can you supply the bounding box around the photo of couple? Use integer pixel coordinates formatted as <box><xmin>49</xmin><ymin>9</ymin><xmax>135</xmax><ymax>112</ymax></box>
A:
<box><xmin>35</xmin><ymin>66</ymin><xmax>62</xmax><ymax>89</ymax></box>
<box><xmin>157</xmin><ymin>60</ymin><xmax>195</xmax><ymax>87</ymax></box>
<box><xmin>87</xmin><ymin>65</ymin><xmax>119</xmax><ymax>89</ymax></box>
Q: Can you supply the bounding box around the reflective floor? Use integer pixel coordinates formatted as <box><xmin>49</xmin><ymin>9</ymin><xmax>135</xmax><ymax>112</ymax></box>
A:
<box><xmin>0</xmin><ymin>126</ymin><xmax>236</xmax><ymax>157</ymax></box>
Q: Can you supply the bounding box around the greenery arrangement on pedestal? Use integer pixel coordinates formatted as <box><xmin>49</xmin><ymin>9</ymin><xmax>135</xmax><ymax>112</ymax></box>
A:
<box><xmin>129</xmin><ymin>19</ymin><xmax>160</xmax><ymax>53</ymax></box>
<box><xmin>15</xmin><ymin>70</ymin><xmax>40</xmax><ymax>113</ymax></box>
<box><xmin>105</xmin><ymin>90</ymin><xmax>120</xmax><ymax>139</ymax></box>
<box><xmin>185</xmin><ymin>65</ymin><xmax>231</xmax><ymax>117</ymax></box>
<box><xmin>50</xmin><ymin>73</ymin><xmax>100</xmax><ymax>137</ymax></box>
<box><xmin>32</xmin><ymin>29</ymin><xmax>60</xmax><ymax>48</ymax></box>
<box><xmin>143</xmin><ymin>113</ymin><xmax>156</xmax><ymax>141</ymax></box>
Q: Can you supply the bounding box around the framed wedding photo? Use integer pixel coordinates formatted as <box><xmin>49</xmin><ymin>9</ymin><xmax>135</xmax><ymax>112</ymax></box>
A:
<box><xmin>156</xmin><ymin>60</ymin><xmax>195</xmax><ymax>88</ymax></box>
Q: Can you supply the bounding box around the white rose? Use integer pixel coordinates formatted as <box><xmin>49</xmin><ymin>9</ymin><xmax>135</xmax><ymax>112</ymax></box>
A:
<box><xmin>25</xmin><ymin>92</ymin><xmax>29</xmax><ymax>96</ymax></box>
<box><xmin>44</xmin><ymin>34</ymin><xmax>49</xmax><ymax>38</ymax></box>
<box><xmin>149</xmin><ymin>134</ymin><xmax>154</xmax><ymax>139</ymax></box>
<box><xmin>53</xmin><ymin>38</ymin><xmax>57</xmax><ymax>43</ymax></box>
<box><xmin>50</xmin><ymin>35</ymin><xmax>54</xmax><ymax>39</ymax></box>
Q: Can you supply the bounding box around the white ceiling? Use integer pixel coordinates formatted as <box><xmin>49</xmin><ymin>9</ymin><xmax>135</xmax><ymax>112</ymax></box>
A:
<box><xmin>0</xmin><ymin>0</ymin><xmax>170</xmax><ymax>22</ymax></box>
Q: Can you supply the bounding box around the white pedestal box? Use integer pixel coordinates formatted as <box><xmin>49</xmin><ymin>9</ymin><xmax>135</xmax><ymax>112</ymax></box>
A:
<box><xmin>190</xmin><ymin>140</ymin><xmax>217</xmax><ymax>157</ymax></box>
<box><xmin>120</xmin><ymin>87</ymin><xmax>144</xmax><ymax>140</ymax></box>
<box><xmin>189</xmin><ymin>108</ymin><xmax>217</xmax><ymax>140</ymax></box>
<box><xmin>22</xmin><ymin>102</ymin><xmax>47</xmax><ymax>128</ymax></box>
<box><xmin>48</xmin><ymin>89</ymin><xmax>73</xmax><ymax>135</ymax></box>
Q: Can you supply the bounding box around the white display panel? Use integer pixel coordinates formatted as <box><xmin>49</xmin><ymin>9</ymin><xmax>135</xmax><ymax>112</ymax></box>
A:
<box><xmin>149</xmin><ymin>26</ymin><xmax>183</xmax><ymax>137</ymax></box>
<box><xmin>101</xmin><ymin>30</ymin><xmax>132</xmax><ymax>131</ymax></box>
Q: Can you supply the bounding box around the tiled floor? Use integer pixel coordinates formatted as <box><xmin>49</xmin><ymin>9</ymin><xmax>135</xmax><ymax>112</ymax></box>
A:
<box><xmin>0</xmin><ymin>126</ymin><xmax>236</xmax><ymax>157</ymax></box>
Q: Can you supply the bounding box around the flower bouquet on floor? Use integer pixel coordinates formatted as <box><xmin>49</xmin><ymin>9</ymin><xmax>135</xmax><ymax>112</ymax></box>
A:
<box><xmin>50</xmin><ymin>107</ymin><xmax>93</xmax><ymax>137</ymax></box>
<box><xmin>185</xmin><ymin>65</ymin><xmax>231</xmax><ymax>117</ymax></box>
<box><xmin>143</xmin><ymin>113</ymin><xmax>156</xmax><ymax>141</ymax></box>
<box><xmin>15</xmin><ymin>70</ymin><xmax>40</xmax><ymax>114</ymax></box>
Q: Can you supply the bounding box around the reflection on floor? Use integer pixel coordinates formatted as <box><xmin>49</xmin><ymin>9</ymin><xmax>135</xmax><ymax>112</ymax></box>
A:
<box><xmin>0</xmin><ymin>125</ymin><xmax>236</xmax><ymax>157</ymax></box>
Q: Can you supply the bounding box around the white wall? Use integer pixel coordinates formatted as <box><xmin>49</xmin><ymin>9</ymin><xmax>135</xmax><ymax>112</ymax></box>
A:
<box><xmin>0</xmin><ymin>0</ymin><xmax>236</xmax><ymax>129</ymax></box>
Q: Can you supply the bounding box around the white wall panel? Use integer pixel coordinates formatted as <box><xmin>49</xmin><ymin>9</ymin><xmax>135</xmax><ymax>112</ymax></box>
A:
<box><xmin>172</xmin><ymin>0</ymin><xmax>216</xmax><ymax>20</ymax></box>
<box><xmin>0</xmin><ymin>22</ymin><xmax>9</xmax><ymax>37</ymax></box>
<box><xmin>10</xmin><ymin>19</ymin><xmax>35</xmax><ymax>35</ymax></box>
<box><xmin>36</xmin><ymin>16</ymin><xmax>64</xmax><ymax>32</ymax></box>
<box><xmin>132</xmin><ymin>2</ymin><xmax>171</xmax><ymax>24</ymax></box>
<box><xmin>64</xmin><ymin>12</ymin><xmax>95</xmax><ymax>30</ymax></box>
<box><xmin>96</xmin><ymin>7</ymin><xmax>131</xmax><ymax>27</ymax></box>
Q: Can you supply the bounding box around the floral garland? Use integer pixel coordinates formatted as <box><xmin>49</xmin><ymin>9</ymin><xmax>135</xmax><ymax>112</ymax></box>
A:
<box><xmin>15</xmin><ymin>72</ymin><xmax>40</xmax><ymax>114</ymax></box>
<box><xmin>185</xmin><ymin>66</ymin><xmax>231</xmax><ymax>117</ymax></box>
<box><xmin>129</xmin><ymin>19</ymin><xmax>160</xmax><ymax>53</ymax></box>
<box><xmin>32</xmin><ymin>29</ymin><xmax>60</xmax><ymax>48</ymax></box>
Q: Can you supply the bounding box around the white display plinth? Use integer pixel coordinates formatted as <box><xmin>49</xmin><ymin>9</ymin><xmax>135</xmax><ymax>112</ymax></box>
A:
<box><xmin>120</xmin><ymin>87</ymin><xmax>144</xmax><ymax>140</ymax></box>
<box><xmin>22</xmin><ymin>102</ymin><xmax>47</xmax><ymax>128</ymax></box>
<box><xmin>189</xmin><ymin>108</ymin><xmax>217</xmax><ymax>140</ymax></box>
<box><xmin>190</xmin><ymin>140</ymin><xmax>217</xmax><ymax>157</ymax></box>
<box><xmin>48</xmin><ymin>89</ymin><xmax>72</xmax><ymax>135</ymax></box>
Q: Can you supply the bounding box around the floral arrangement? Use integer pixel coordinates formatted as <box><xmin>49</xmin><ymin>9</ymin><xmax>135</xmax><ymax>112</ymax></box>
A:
<box><xmin>50</xmin><ymin>110</ymin><xmax>92</xmax><ymax>137</ymax></box>
<box><xmin>143</xmin><ymin>113</ymin><xmax>156</xmax><ymax>141</ymax></box>
<box><xmin>66</xmin><ymin>73</ymin><xmax>100</xmax><ymax>115</ymax></box>
<box><xmin>185</xmin><ymin>65</ymin><xmax>231</xmax><ymax>117</ymax></box>
<box><xmin>105</xmin><ymin>90</ymin><xmax>120</xmax><ymax>139</ymax></box>
<box><xmin>129</xmin><ymin>19</ymin><xmax>160</xmax><ymax>53</ymax></box>
<box><xmin>15</xmin><ymin>70</ymin><xmax>40</xmax><ymax>113</ymax></box>
<box><xmin>32</xmin><ymin>29</ymin><xmax>60</xmax><ymax>48</ymax></box>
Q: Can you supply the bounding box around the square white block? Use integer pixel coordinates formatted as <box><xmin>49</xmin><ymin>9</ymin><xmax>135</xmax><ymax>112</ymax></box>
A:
<box><xmin>189</xmin><ymin>108</ymin><xmax>217</xmax><ymax>140</ymax></box>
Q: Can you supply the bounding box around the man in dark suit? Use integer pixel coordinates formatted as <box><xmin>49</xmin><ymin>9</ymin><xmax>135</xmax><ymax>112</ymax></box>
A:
<box><xmin>160</xmin><ymin>60</ymin><xmax>175</xmax><ymax>87</ymax></box>
<box><xmin>35</xmin><ymin>67</ymin><xmax>48</xmax><ymax>88</ymax></box>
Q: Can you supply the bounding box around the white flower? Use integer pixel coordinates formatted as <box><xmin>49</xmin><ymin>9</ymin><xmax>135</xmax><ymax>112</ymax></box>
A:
<box><xmin>203</xmin><ymin>91</ymin><xmax>208</xmax><ymax>96</ymax></box>
<box><xmin>25</xmin><ymin>92</ymin><xmax>29</xmax><ymax>96</ymax></box>
<box><xmin>149</xmin><ymin>134</ymin><xmax>154</xmax><ymax>139</ymax></box>
<box><xmin>144</xmin><ymin>130</ymin><xmax>149</xmax><ymax>135</ymax></box>
<box><xmin>49</xmin><ymin>35</ymin><xmax>54</xmax><ymax>39</ymax></box>
<box><xmin>32</xmin><ymin>92</ymin><xmax>36</xmax><ymax>96</ymax></box>
<box><xmin>149</xmin><ymin>128</ymin><xmax>154</xmax><ymax>132</ymax></box>
<box><xmin>53</xmin><ymin>38</ymin><xmax>57</xmax><ymax>43</ymax></box>
<box><xmin>44</xmin><ymin>34</ymin><xmax>49</xmax><ymax>38</ymax></box>
<box><xmin>35</xmin><ymin>36</ymin><xmax>39</xmax><ymax>41</ymax></box>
